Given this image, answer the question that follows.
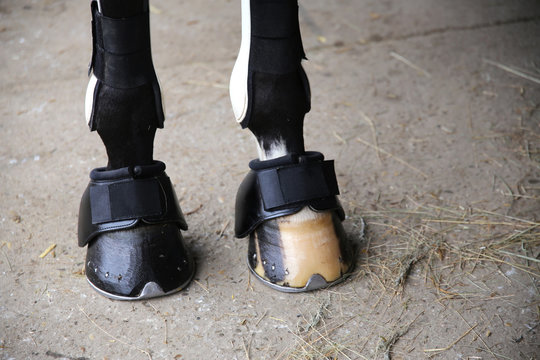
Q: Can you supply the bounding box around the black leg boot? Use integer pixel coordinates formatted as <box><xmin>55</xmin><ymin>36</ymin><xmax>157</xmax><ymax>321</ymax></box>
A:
<box><xmin>78</xmin><ymin>0</ymin><xmax>194</xmax><ymax>300</ymax></box>
<box><xmin>230</xmin><ymin>0</ymin><xmax>358</xmax><ymax>292</ymax></box>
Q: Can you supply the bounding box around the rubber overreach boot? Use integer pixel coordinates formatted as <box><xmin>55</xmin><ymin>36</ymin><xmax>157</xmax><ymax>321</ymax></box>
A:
<box><xmin>78</xmin><ymin>161</ymin><xmax>195</xmax><ymax>300</ymax></box>
<box><xmin>235</xmin><ymin>152</ymin><xmax>359</xmax><ymax>292</ymax></box>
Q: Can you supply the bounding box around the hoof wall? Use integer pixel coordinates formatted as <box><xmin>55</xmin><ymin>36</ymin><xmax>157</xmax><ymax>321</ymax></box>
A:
<box><xmin>85</xmin><ymin>223</ymin><xmax>195</xmax><ymax>300</ymax></box>
<box><xmin>247</xmin><ymin>208</ymin><xmax>363</xmax><ymax>292</ymax></box>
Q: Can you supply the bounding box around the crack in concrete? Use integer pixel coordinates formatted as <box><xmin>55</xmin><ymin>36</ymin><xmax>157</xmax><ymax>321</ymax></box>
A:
<box><xmin>45</xmin><ymin>350</ymin><xmax>90</xmax><ymax>360</ymax></box>
<box><xmin>385</xmin><ymin>15</ymin><xmax>540</xmax><ymax>42</ymax></box>
<box><xmin>306</xmin><ymin>15</ymin><xmax>540</xmax><ymax>53</ymax></box>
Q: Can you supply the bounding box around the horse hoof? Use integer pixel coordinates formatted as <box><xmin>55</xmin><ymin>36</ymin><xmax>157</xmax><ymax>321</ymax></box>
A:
<box><xmin>85</xmin><ymin>223</ymin><xmax>194</xmax><ymax>300</ymax></box>
<box><xmin>247</xmin><ymin>208</ymin><xmax>358</xmax><ymax>292</ymax></box>
<box><xmin>235</xmin><ymin>152</ymin><xmax>359</xmax><ymax>292</ymax></box>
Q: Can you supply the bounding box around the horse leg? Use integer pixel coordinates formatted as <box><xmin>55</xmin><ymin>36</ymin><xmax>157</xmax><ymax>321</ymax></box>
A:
<box><xmin>78</xmin><ymin>0</ymin><xmax>194</xmax><ymax>300</ymax></box>
<box><xmin>231</xmin><ymin>0</ymin><xmax>356</xmax><ymax>291</ymax></box>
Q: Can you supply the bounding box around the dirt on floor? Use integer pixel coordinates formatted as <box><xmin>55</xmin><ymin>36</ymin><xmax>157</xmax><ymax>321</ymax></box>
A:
<box><xmin>1</xmin><ymin>0</ymin><xmax>540</xmax><ymax>359</ymax></box>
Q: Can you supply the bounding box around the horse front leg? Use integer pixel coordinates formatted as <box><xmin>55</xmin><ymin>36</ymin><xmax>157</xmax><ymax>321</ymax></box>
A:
<box><xmin>231</xmin><ymin>0</ymin><xmax>356</xmax><ymax>291</ymax></box>
<box><xmin>78</xmin><ymin>0</ymin><xmax>194</xmax><ymax>300</ymax></box>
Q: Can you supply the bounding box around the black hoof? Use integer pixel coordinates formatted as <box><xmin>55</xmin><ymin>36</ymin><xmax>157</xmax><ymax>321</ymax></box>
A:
<box><xmin>85</xmin><ymin>223</ymin><xmax>194</xmax><ymax>300</ymax></box>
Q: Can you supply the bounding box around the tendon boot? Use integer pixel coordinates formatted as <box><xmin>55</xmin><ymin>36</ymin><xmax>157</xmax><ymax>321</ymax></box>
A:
<box><xmin>78</xmin><ymin>0</ymin><xmax>194</xmax><ymax>300</ymax></box>
<box><xmin>230</xmin><ymin>0</ymin><xmax>358</xmax><ymax>292</ymax></box>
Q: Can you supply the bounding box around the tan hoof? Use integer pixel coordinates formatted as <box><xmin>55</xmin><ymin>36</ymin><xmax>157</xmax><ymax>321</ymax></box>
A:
<box><xmin>247</xmin><ymin>208</ymin><xmax>358</xmax><ymax>292</ymax></box>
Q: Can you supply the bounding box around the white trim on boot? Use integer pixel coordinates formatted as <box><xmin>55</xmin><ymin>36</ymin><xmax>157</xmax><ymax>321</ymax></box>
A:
<box><xmin>229</xmin><ymin>0</ymin><xmax>251</xmax><ymax>123</ymax></box>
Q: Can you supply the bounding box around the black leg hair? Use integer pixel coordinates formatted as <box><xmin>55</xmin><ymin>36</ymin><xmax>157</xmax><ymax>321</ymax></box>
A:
<box><xmin>248</xmin><ymin>71</ymin><xmax>307</xmax><ymax>156</ymax></box>
<box><xmin>94</xmin><ymin>84</ymin><xmax>158</xmax><ymax>169</ymax></box>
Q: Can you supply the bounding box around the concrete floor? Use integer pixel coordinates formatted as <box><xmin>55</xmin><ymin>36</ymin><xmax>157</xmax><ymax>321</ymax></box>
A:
<box><xmin>1</xmin><ymin>0</ymin><xmax>539</xmax><ymax>359</ymax></box>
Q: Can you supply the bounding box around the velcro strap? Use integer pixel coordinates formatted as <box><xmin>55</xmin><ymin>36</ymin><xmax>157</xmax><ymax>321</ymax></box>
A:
<box><xmin>256</xmin><ymin>160</ymin><xmax>339</xmax><ymax>210</ymax></box>
<box><xmin>99</xmin><ymin>12</ymin><xmax>150</xmax><ymax>54</ymax></box>
<box><xmin>89</xmin><ymin>178</ymin><xmax>163</xmax><ymax>224</ymax></box>
<box><xmin>89</xmin><ymin>2</ymin><xmax>155</xmax><ymax>88</ymax></box>
<box><xmin>251</xmin><ymin>0</ymin><xmax>299</xmax><ymax>39</ymax></box>
<box><xmin>248</xmin><ymin>0</ymin><xmax>305</xmax><ymax>74</ymax></box>
<box><xmin>92</xmin><ymin>46</ymin><xmax>154</xmax><ymax>88</ymax></box>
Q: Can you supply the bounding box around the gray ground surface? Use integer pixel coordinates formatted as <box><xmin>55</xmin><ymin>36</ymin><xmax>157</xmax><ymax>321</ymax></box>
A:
<box><xmin>1</xmin><ymin>0</ymin><xmax>540</xmax><ymax>359</ymax></box>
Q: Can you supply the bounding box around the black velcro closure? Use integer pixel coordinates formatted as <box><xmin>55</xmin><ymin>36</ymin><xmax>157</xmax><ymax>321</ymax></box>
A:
<box><xmin>89</xmin><ymin>2</ymin><xmax>155</xmax><ymax>89</ymax></box>
<box><xmin>89</xmin><ymin>178</ymin><xmax>163</xmax><ymax>224</ymax></box>
<box><xmin>93</xmin><ymin>46</ymin><xmax>154</xmax><ymax>88</ymax></box>
<box><xmin>99</xmin><ymin>12</ymin><xmax>150</xmax><ymax>55</ymax></box>
<box><xmin>251</xmin><ymin>1</ymin><xmax>299</xmax><ymax>39</ymax></box>
<box><xmin>248</xmin><ymin>0</ymin><xmax>305</xmax><ymax>74</ymax></box>
<box><xmin>256</xmin><ymin>160</ymin><xmax>339</xmax><ymax>210</ymax></box>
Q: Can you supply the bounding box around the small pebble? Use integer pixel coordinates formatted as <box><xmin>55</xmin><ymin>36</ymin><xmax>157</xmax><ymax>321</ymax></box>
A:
<box><xmin>9</xmin><ymin>211</ymin><xmax>21</xmax><ymax>223</ymax></box>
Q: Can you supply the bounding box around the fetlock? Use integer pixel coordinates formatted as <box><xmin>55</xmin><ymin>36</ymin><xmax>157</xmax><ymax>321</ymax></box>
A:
<box><xmin>247</xmin><ymin>70</ymin><xmax>309</xmax><ymax>158</ymax></box>
<box><xmin>93</xmin><ymin>84</ymin><xmax>158</xmax><ymax>168</ymax></box>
